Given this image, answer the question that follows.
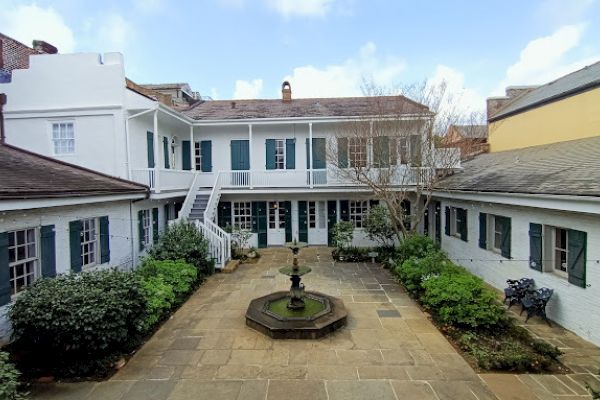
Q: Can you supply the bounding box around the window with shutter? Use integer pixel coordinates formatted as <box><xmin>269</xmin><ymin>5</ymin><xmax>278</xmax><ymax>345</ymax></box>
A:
<box><xmin>567</xmin><ymin>229</ymin><xmax>586</xmax><ymax>288</ymax></box>
<box><xmin>99</xmin><ymin>216</ymin><xmax>110</xmax><ymax>264</ymax></box>
<box><xmin>0</xmin><ymin>233</ymin><xmax>11</xmax><ymax>306</ymax></box>
<box><xmin>447</xmin><ymin>207</ymin><xmax>467</xmax><ymax>241</ymax></box>
<box><xmin>69</xmin><ymin>220</ymin><xmax>83</xmax><ymax>272</ymax></box>
<box><xmin>479</xmin><ymin>213</ymin><xmax>487</xmax><ymax>249</ymax></box>
<box><xmin>529</xmin><ymin>223</ymin><xmax>543</xmax><ymax>271</ymax></box>
<box><xmin>152</xmin><ymin>208</ymin><xmax>159</xmax><ymax>244</ymax></box>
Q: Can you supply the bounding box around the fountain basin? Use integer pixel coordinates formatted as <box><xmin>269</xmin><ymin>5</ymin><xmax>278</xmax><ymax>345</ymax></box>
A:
<box><xmin>245</xmin><ymin>291</ymin><xmax>347</xmax><ymax>339</ymax></box>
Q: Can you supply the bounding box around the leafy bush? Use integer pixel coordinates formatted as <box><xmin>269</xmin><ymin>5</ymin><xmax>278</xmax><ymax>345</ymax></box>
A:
<box><xmin>363</xmin><ymin>205</ymin><xmax>395</xmax><ymax>246</ymax></box>
<box><xmin>139</xmin><ymin>276</ymin><xmax>175</xmax><ymax>331</ymax></box>
<box><xmin>421</xmin><ymin>272</ymin><xmax>505</xmax><ymax>328</ymax></box>
<box><xmin>394</xmin><ymin>251</ymin><xmax>457</xmax><ymax>295</ymax></box>
<box><xmin>331</xmin><ymin>221</ymin><xmax>354</xmax><ymax>249</ymax></box>
<box><xmin>9</xmin><ymin>270</ymin><xmax>146</xmax><ymax>376</ymax></box>
<box><xmin>332</xmin><ymin>246</ymin><xmax>370</xmax><ymax>262</ymax></box>
<box><xmin>396</xmin><ymin>234</ymin><xmax>439</xmax><ymax>264</ymax></box>
<box><xmin>0</xmin><ymin>352</ymin><xmax>26</xmax><ymax>400</ymax></box>
<box><xmin>137</xmin><ymin>258</ymin><xmax>198</xmax><ymax>300</ymax></box>
<box><xmin>149</xmin><ymin>220</ymin><xmax>214</xmax><ymax>278</ymax></box>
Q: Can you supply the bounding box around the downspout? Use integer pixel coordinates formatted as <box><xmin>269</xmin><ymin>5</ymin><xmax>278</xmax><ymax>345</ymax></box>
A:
<box><xmin>0</xmin><ymin>93</ymin><xmax>6</xmax><ymax>144</ymax></box>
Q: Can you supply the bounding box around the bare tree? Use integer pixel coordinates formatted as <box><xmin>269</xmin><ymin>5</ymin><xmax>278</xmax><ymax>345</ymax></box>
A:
<box><xmin>326</xmin><ymin>80</ymin><xmax>469</xmax><ymax>240</ymax></box>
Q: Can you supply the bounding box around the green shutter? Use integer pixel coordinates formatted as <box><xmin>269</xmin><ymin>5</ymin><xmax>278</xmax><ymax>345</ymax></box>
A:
<box><xmin>147</xmin><ymin>131</ymin><xmax>155</xmax><ymax>168</ymax></box>
<box><xmin>444</xmin><ymin>207</ymin><xmax>450</xmax><ymax>236</ymax></box>
<box><xmin>252</xmin><ymin>202</ymin><xmax>267</xmax><ymax>248</ymax></box>
<box><xmin>40</xmin><ymin>225</ymin><xmax>56</xmax><ymax>278</ymax></box>
<box><xmin>266</xmin><ymin>139</ymin><xmax>276</xmax><ymax>169</ymax></box>
<box><xmin>529</xmin><ymin>223</ymin><xmax>543</xmax><ymax>271</ymax></box>
<box><xmin>231</xmin><ymin>140</ymin><xmax>249</xmax><ymax>170</ymax></box>
<box><xmin>99</xmin><ymin>216</ymin><xmax>110</xmax><ymax>264</ymax></box>
<box><xmin>218</xmin><ymin>202</ymin><xmax>232</xmax><ymax>229</ymax></box>
<box><xmin>500</xmin><ymin>216</ymin><xmax>511</xmax><ymax>259</ymax></box>
<box><xmin>152</xmin><ymin>208</ymin><xmax>159</xmax><ymax>244</ymax></box>
<box><xmin>138</xmin><ymin>210</ymin><xmax>145</xmax><ymax>251</ymax></box>
<box><xmin>182</xmin><ymin>140</ymin><xmax>191</xmax><ymax>170</ymax></box>
<box><xmin>305</xmin><ymin>138</ymin><xmax>310</xmax><ymax>169</ymax></box>
<box><xmin>409</xmin><ymin>135</ymin><xmax>422</xmax><ymax>165</ymax></box>
<box><xmin>163</xmin><ymin>137</ymin><xmax>170</xmax><ymax>169</ymax></box>
<box><xmin>286</xmin><ymin>139</ymin><xmax>295</xmax><ymax>169</ymax></box>
<box><xmin>201</xmin><ymin>140</ymin><xmax>212</xmax><ymax>172</ymax></box>
<box><xmin>337</xmin><ymin>137</ymin><xmax>348</xmax><ymax>168</ymax></box>
<box><xmin>298</xmin><ymin>201</ymin><xmax>308</xmax><ymax>242</ymax></box>
<box><xmin>284</xmin><ymin>201</ymin><xmax>292</xmax><ymax>242</ymax></box>
<box><xmin>459</xmin><ymin>208</ymin><xmax>468</xmax><ymax>242</ymax></box>
<box><xmin>69</xmin><ymin>220</ymin><xmax>83</xmax><ymax>273</ymax></box>
<box><xmin>0</xmin><ymin>232</ymin><xmax>11</xmax><ymax>306</ymax></box>
<box><xmin>312</xmin><ymin>138</ymin><xmax>326</xmax><ymax>169</ymax></box>
<box><xmin>389</xmin><ymin>138</ymin><xmax>397</xmax><ymax>165</ymax></box>
<box><xmin>164</xmin><ymin>204</ymin><xmax>170</xmax><ymax>229</ymax></box>
<box><xmin>373</xmin><ymin>136</ymin><xmax>389</xmax><ymax>167</ymax></box>
<box><xmin>340</xmin><ymin>200</ymin><xmax>349</xmax><ymax>222</ymax></box>
<box><xmin>479</xmin><ymin>213</ymin><xmax>487</xmax><ymax>249</ymax></box>
<box><xmin>567</xmin><ymin>229</ymin><xmax>587</xmax><ymax>288</ymax></box>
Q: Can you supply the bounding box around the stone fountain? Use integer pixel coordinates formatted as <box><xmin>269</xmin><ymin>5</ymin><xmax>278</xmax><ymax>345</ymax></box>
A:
<box><xmin>245</xmin><ymin>241</ymin><xmax>347</xmax><ymax>339</ymax></box>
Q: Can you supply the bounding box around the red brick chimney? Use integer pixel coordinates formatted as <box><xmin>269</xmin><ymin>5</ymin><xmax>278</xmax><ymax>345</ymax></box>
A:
<box><xmin>282</xmin><ymin>81</ymin><xmax>292</xmax><ymax>102</ymax></box>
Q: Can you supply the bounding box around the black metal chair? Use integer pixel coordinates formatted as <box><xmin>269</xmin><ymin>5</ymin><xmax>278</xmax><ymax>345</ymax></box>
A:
<box><xmin>504</xmin><ymin>278</ymin><xmax>534</xmax><ymax>308</ymax></box>
<box><xmin>521</xmin><ymin>288</ymin><xmax>554</xmax><ymax>326</ymax></box>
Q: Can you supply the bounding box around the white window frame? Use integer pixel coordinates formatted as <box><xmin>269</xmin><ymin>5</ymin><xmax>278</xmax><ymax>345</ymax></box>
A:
<box><xmin>51</xmin><ymin>121</ymin><xmax>75</xmax><ymax>155</ymax></box>
<box><xmin>268</xmin><ymin>201</ymin><xmax>286</xmax><ymax>229</ymax></box>
<box><xmin>551</xmin><ymin>227</ymin><xmax>569</xmax><ymax>278</ymax></box>
<box><xmin>275</xmin><ymin>139</ymin><xmax>286</xmax><ymax>170</ymax></box>
<box><xmin>233</xmin><ymin>202</ymin><xmax>252</xmax><ymax>230</ymax></box>
<box><xmin>7</xmin><ymin>227</ymin><xmax>40</xmax><ymax>298</ymax></box>
<box><xmin>349</xmin><ymin>200</ymin><xmax>369</xmax><ymax>229</ymax></box>
<box><xmin>348</xmin><ymin>137</ymin><xmax>368</xmax><ymax>168</ymax></box>
<box><xmin>142</xmin><ymin>210</ymin><xmax>152</xmax><ymax>247</ymax></box>
<box><xmin>81</xmin><ymin>218</ymin><xmax>100</xmax><ymax>269</ymax></box>
<box><xmin>194</xmin><ymin>141</ymin><xmax>202</xmax><ymax>171</ymax></box>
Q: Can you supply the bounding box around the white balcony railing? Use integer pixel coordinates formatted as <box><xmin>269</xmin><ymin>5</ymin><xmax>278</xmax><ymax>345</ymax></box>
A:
<box><xmin>130</xmin><ymin>168</ymin><xmax>210</xmax><ymax>192</ymax></box>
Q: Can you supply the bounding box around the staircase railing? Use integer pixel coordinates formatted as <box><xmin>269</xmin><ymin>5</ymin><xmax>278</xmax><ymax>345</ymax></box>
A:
<box><xmin>179</xmin><ymin>173</ymin><xmax>203</xmax><ymax>222</ymax></box>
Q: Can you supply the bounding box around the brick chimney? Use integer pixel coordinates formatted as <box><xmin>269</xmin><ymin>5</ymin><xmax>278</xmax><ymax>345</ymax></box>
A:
<box><xmin>486</xmin><ymin>85</ymin><xmax>539</xmax><ymax>120</ymax></box>
<box><xmin>282</xmin><ymin>81</ymin><xmax>292</xmax><ymax>102</ymax></box>
<box><xmin>32</xmin><ymin>40</ymin><xmax>58</xmax><ymax>54</ymax></box>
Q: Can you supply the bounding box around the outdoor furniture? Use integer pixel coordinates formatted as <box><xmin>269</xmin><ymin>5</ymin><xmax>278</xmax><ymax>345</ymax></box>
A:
<box><xmin>503</xmin><ymin>278</ymin><xmax>534</xmax><ymax>308</ymax></box>
<box><xmin>520</xmin><ymin>287</ymin><xmax>554</xmax><ymax>326</ymax></box>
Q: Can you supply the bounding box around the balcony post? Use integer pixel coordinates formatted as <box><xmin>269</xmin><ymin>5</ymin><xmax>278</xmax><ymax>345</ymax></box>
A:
<box><xmin>153</xmin><ymin>110</ymin><xmax>161</xmax><ymax>193</ymax></box>
<box><xmin>189</xmin><ymin>124</ymin><xmax>194</xmax><ymax>172</ymax></box>
<box><xmin>309</xmin><ymin>122</ymin><xmax>313</xmax><ymax>188</ymax></box>
<box><xmin>248</xmin><ymin>124</ymin><xmax>253</xmax><ymax>189</ymax></box>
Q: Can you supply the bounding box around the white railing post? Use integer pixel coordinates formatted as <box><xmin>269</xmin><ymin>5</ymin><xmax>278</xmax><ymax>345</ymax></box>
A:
<box><xmin>309</xmin><ymin>122</ymin><xmax>313</xmax><ymax>188</ymax></box>
<box><xmin>153</xmin><ymin>110</ymin><xmax>161</xmax><ymax>193</ymax></box>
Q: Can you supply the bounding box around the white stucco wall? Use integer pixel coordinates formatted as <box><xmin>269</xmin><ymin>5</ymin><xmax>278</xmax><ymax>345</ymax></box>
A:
<box><xmin>436</xmin><ymin>196</ymin><xmax>600</xmax><ymax>346</ymax></box>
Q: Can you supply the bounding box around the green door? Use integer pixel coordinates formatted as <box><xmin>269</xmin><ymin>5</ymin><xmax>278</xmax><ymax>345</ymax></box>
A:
<box><xmin>252</xmin><ymin>201</ymin><xmax>267</xmax><ymax>248</ymax></box>
<box><xmin>327</xmin><ymin>200</ymin><xmax>337</xmax><ymax>246</ymax></box>
<box><xmin>284</xmin><ymin>201</ymin><xmax>292</xmax><ymax>242</ymax></box>
<box><xmin>231</xmin><ymin>140</ymin><xmax>250</xmax><ymax>170</ymax></box>
<box><xmin>298</xmin><ymin>201</ymin><xmax>308</xmax><ymax>243</ymax></box>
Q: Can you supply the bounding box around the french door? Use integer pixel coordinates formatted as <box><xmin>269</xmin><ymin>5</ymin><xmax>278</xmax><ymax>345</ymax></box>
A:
<box><xmin>267</xmin><ymin>201</ymin><xmax>287</xmax><ymax>246</ymax></box>
<box><xmin>307</xmin><ymin>201</ymin><xmax>328</xmax><ymax>245</ymax></box>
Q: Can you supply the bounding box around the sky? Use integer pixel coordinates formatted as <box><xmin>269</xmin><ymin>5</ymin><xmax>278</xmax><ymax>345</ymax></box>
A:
<box><xmin>1</xmin><ymin>0</ymin><xmax>599</xmax><ymax>113</ymax></box>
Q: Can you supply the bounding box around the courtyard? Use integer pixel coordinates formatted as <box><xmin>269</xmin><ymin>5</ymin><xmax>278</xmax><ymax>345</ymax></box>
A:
<box><xmin>31</xmin><ymin>247</ymin><xmax>597</xmax><ymax>400</ymax></box>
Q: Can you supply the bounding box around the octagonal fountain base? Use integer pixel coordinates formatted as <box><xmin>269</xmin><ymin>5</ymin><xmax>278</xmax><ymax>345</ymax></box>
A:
<box><xmin>245</xmin><ymin>291</ymin><xmax>347</xmax><ymax>339</ymax></box>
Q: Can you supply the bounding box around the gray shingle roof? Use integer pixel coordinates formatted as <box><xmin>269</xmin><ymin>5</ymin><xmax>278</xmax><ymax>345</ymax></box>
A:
<box><xmin>436</xmin><ymin>137</ymin><xmax>600</xmax><ymax>197</ymax></box>
<box><xmin>490</xmin><ymin>61</ymin><xmax>600</xmax><ymax>121</ymax></box>
<box><xmin>181</xmin><ymin>95</ymin><xmax>431</xmax><ymax>120</ymax></box>
<box><xmin>0</xmin><ymin>144</ymin><xmax>148</xmax><ymax>200</ymax></box>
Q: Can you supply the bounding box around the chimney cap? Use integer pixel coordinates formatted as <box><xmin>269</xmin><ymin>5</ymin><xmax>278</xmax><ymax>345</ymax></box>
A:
<box><xmin>32</xmin><ymin>40</ymin><xmax>58</xmax><ymax>54</ymax></box>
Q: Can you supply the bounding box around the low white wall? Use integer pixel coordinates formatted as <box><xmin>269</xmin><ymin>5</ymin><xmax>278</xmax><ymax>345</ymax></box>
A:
<box><xmin>436</xmin><ymin>196</ymin><xmax>600</xmax><ymax>346</ymax></box>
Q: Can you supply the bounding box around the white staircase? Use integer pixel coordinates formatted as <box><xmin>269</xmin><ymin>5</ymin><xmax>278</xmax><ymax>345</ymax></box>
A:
<box><xmin>179</xmin><ymin>173</ymin><xmax>231</xmax><ymax>269</ymax></box>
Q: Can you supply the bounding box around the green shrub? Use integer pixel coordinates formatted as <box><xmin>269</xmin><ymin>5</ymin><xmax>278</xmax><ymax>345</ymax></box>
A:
<box><xmin>331</xmin><ymin>221</ymin><xmax>354</xmax><ymax>249</ymax></box>
<box><xmin>137</xmin><ymin>258</ymin><xmax>198</xmax><ymax>300</ymax></box>
<box><xmin>421</xmin><ymin>272</ymin><xmax>505</xmax><ymax>328</ymax></box>
<box><xmin>364</xmin><ymin>205</ymin><xmax>395</xmax><ymax>246</ymax></box>
<box><xmin>149</xmin><ymin>220</ymin><xmax>214</xmax><ymax>278</ymax></box>
<box><xmin>397</xmin><ymin>234</ymin><xmax>439</xmax><ymax>264</ymax></box>
<box><xmin>0</xmin><ymin>351</ymin><xmax>26</xmax><ymax>400</ymax></box>
<box><xmin>332</xmin><ymin>246</ymin><xmax>371</xmax><ymax>262</ymax></box>
<box><xmin>9</xmin><ymin>270</ymin><xmax>146</xmax><ymax>376</ymax></box>
<box><xmin>394</xmin><ymin>251</ymin><xmax>457</xmax><ymax>295</ymax></box>
<box><xmin>139</xmin><ymin>276</ymin><xmax>176</xmax><ymax>331</ymax></box>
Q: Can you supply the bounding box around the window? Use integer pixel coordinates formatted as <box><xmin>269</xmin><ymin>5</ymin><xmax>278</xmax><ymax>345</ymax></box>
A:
<box><xmin>8</xmin><ymin>228</ymin><xmax>39</xmax><ymax>296</ymax></box>
<box><xmin>52</xmin><ymin>122</ymin><xmax>75</xmax><ymax>154</ymax></box>
<box><xmin>308</xmin><ymin>201</ymin><xmax>317</xmax><ymax>228</ymax></box>
<box><xmin>349</xmin><ymin>138</ymin><xmax>368</xmax><ymax>168</ymax></box>
<box><xmin>482</xmin><ymin>214</ymin><xmax>511</xmax><ymax>257</ymax></box>
<box><xmin>349</xmin><ymin>200</ymin><xmax>369</xmax><ymax>228</ymax></box>
<box><xmin>554</xmin><ymin>228</ymin><xmax>568</xmax><ymax>276</ymax></box>
<box><xmin>493</xmin><ymin>216</ymin><xmax>503</xmax><ymax>252</ymax></box>
<box><xmin>447</xmin><ymin>206</ymin><xmax>467</xmax><ymax>241</ymax></box>
<box><xmin>268</xmin><ymin>201</ymin><xmax>286</xmax><ymax>229</ymax></box>
<box><xmin>398</xmin><ymin>137</ymin><xmax>410</xmax><ymax>164</ymax></box>
<box><xmin>81</xmin><ymin>218</ymin><xmax>99</xmax><ymax>268</ymax></box>
<box><xmin>142</xmin><ymin>210</ymin><xmax>151</xmax><ymax>247</ymax></box>
<box><xmin>194</xmin><ymin>142</ymin><xmax>202</xmax><ymax>171</ymax></box>
<box><xmin>233</xmin><ymin>202</ymin><xmax>252</xmax><ymax>230</ymax></box>
<box><xmin>275</xmin><ymin>139</ymin><xmax>285</xmax><ymax>170</ymax></box>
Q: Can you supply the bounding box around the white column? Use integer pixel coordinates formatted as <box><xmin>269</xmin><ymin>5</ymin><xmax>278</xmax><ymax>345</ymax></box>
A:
<box><xmin>309</xmin><ymin>122</ymin><xmax>313</xmax><ymax>188</ymax></box>
<box><xmin>189</xmin><ymin>124</ymin><xmax>194</xmax><ymax>171</ymax></box>
<box><xmin>153</xmin><ymin>110</ymin><xmax>160</xmax><ymax>193</ymax></box>
<box><xmin>248</xmin><ymin>124</ymin><xmax>253</xmax><ymax>189</ymax></box>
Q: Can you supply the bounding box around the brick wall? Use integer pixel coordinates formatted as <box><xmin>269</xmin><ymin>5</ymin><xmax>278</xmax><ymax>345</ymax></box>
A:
<box><xmin>0</xmin><ymin>33</ymin><xmax>40</xmax><ymax>76</ymax></box>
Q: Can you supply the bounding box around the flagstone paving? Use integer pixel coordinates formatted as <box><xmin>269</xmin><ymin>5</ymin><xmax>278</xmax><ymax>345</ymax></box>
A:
<box><xmin>31</xmin><ymin>247</ymin><xmax>597</xmax><ymax>400</ymax></box>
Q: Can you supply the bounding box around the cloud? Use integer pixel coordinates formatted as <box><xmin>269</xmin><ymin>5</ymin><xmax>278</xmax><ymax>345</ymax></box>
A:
<box><xmin>98</xmin><ymin>14</ymin><xmax>135</xmax><ymax>51</ymax></box>
<box><xmin>537</xmin><ymin>0</ymin><xmax>596</xmax><ymax>25</ymax></box>
<box><xmin>132</xmin><ymin>0</ymin><xmax>165</xmax><ymax>13</ymax></box>
<box><xmin>233</xmin><ymin>78</ymin><xmax>264</xmax><ymax>99</ymax></box>
<box><xmin>495</xmin><ymin>24</ymin><xmax>598</xmax><ymax>94</ymax></box>
<box><xmin>266</xmin><ymin>0</ymin><xmax>335</xmax><ymax>18</ymax></box>
<box><xmin>282</xmin><ymin>42</ymin><xmax>406</xmax><ymax>98</ymax></box>
<box><xmin>0</xmin><ymin>4</ymin><xmax>75</xmax><ymax>52</ymax></box>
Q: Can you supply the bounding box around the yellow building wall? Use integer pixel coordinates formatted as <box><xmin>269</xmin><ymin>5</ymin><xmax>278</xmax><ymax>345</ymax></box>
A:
<box><xmin>489</xmin><ymin>86</ymin><xmax>600</xmax><ymax>152</ymax></box>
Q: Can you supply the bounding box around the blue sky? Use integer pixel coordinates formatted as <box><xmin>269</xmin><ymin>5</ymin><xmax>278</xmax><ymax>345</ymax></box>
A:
<box><xmin>1</xmin><ymin>0</ymin><xmax>599</xmax><ymax>111</ymax></box>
